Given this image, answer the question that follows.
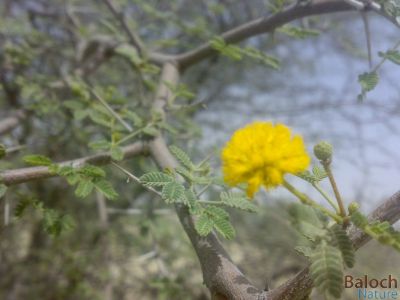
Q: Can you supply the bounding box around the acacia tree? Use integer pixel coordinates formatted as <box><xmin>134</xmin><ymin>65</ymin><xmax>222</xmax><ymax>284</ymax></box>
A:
<box><xmin>1</xmin><ymin>0</ymin><xmax>400</xmax><ymax>299</ymax></box>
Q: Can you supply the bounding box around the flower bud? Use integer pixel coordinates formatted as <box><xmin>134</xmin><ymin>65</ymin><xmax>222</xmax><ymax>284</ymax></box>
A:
<box><xmin>348</xmin><ymin>202</ymin><xmax>360</xmax><ymax>214</ymax></box>
<box><xmin>313</xmin><ymin>141</ymin><xmax>333</xmax><ymax>162</ymax></box>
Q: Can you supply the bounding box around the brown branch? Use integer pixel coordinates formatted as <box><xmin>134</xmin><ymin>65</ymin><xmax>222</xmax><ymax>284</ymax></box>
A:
<box><xmin>0</xmin><ymin>142</ymin><xmax>147</xmax><ymax>186</ymax></box>
<box><xmin>148</xmin><ymin>63</ymin><xmax>265</xmax><ymax>299</ymax></box>
<box><xmin>0</xmin><ymin>110</ymin><xmax>27</xmax><ymax>135</ymax></box>
<box><xmin>102</xmin><ymin>0</ymin><xmax>145</xmax><ymax>54</ymax></box>
<box><xmin>267</xmin><ymin>191</ymin><xmax>400</xmax><ymax>300</ymax></box>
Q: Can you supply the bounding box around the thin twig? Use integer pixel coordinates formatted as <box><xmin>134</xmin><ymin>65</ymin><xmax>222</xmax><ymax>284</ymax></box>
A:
<box><xmin>90</xmin><ymin>86</ymin><xmax>134</xmax><ymax>132</ymax></box>
<box><xmin>111</xmin><ymin>162</ymin><xmax>162</xmax><ymax>197</ymax></box>
<box><xmin>102</xmin><ymin>0</ymin><xmax>144</xmax><ymax>54</ymax></box>
<box><xmin>361</xmin><ymin>12</ymin><xmax>372</xmax><ymax>69</ymax></box>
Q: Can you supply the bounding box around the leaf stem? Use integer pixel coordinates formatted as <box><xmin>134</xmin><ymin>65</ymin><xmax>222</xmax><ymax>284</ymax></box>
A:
<box><xmin>312</xmin><ymin>182</ymin><xmax>340</xmax><ymax>213</ymax></box>
<box><xmin>116</xmin><ymin>128</ymin><xmax>143</xmax><ymax>145</ymax></box>
<box><xmin>283</xmin><ymin>180</ymin><xmax>343</xmax><ymax>224</ymax></box>
<box><xmin>198</xmin><ymin>200</ymin><xmax>224</xmax><ymax>206</ymax></box>
<box><xmin>90</xmin><ymin>87</ymin><xmax>134</xmax><ymax>132</ymax></box>
<box><xmin>111</xmin><ymin>162</ymin><xmax>162</xmax><ymax>197</ymax></box>
<box><xmin>322</xmin><ymin>162</ymin><xmax>346</xmax><ymax>219</ymax></box>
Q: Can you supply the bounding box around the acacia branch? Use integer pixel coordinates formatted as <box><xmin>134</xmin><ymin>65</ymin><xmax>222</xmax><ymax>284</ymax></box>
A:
<box><xmin>148</xmin><ymin>63</ymin><xmax>265</xmax><ymax>299</ymax></box>
<box><xmin>0</xmin><ymin>142</ymin><xmax>147</xmax><ymax>186</ymax></box>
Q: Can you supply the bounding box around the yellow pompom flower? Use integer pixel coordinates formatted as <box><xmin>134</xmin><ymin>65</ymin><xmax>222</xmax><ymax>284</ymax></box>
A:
<box><xmin>221</xmin><ymin>121</ymin><xmax>310</xmax><ymax>198</ymax></box>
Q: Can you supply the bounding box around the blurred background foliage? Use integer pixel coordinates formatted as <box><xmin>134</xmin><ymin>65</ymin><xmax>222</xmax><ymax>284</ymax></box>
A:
<box><xmin>1</xmin><ymin>0</ymin><xmax>399</xmax><ymax>299</ymax></box>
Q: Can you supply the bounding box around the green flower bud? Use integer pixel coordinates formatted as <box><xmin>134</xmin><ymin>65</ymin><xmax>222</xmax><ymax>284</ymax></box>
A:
<box><xmin>348</xmin><ymin>202</ymin><xmax>360</xmax><ymax>214</ymax></box>
<box><xmin>313</xmin><ymin>141</ymin><xmax>333</xmax><ymax>162</ymax></box>
<box><xmin>0</xmin><ymin>144</ymin><xmax>6</xmax><ymax>159</ymax></box>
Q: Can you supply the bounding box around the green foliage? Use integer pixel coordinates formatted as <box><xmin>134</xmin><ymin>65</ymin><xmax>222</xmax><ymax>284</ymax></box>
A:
<box><xmin>140</xmin><ymin>172</ymin><xmax>174</xmax><ymax>186</ymax></box>
<box><xmin>351</xmin><ymin>210</ymin><xmax>400</xmax><ymax>251</ymax></box>
<box><xmin>23</xmin><ymin>155</ymin><xmax>53</xmax><ymax>166</ymax></box>
<box><xmin>289</xmin><ymin>204</ymin><xmax>326</xmax><ymax>241</ymax></box>
<box><xmin>220</xmin><ymin>191</ymin><xmax>257</xmax><ymax>212</ymax></box>
<box><xmin>379</xmin><ymin>49</ymin><xmax>400</xmax><ymax>65</ymax></box>
<box><xmin>161</xmin><ymin>182</ymin><xmax>186</xmax><ymax>204</ymax></box>
<box><xmin>195</xmin><ymin>213</ymin><xmax>214</xmax><ymax>236</ymax></box>
<box><xmin>14</xmin><ymin>197</ymin><xmax>75</xmax><ymax>237</ymax></box>
<box><xmin>297</xmin><ymin>165</ymin><xmax>328</xmax><ymax>184</ymax></box>
<box><xmin>329</xmin><ymin>225</ymin><xmax>355</xmax><ymax>268</ymax></box>
<box><xmin>310</xmin><ymin>242</ymin><xmax>344</xmax><ymax>299</ymax></box>
<box><xmin>75</xmin><ymin>180</ymin><xmax>94</xmax><ymax>198</ymax></box>
<box><xmin>358</xmin><ymin>71</ymin><xmax>379</xmax><ymax>101</ymax></box>
<box><xmin>278</xmin><ymin>25</ymin><xmax>320</xmax><ymax>39</ymax></box>
<box><xmin>163</xmin><ymin>81</ymin><xmax>195</xmax><ymax>102</ymax></box>
<box><xmin>195</xmin><ymin>206</ymin><xmax>235</xmax><ymax>239</ymax></box>
<box><xmin>137</xmin><ymin>146</ymin><xmax>256</xmax><ymax>239</ymax></box>
<box><xmin>210</xmin><ymin>36</ymin><xmax>280</xmax><ymax>69</ymax></box>
<box><xmin>93</xmin><ymin>179</ymin><xmax>119</xmax><ymax>200</ymax></box>
<box><xmin>56</xmin><ymin>164</ymin><xmax>118</xmax><ymax>200</ymax></box>
<box><xmin>290</xmin><ymin>204</ymin><xmax>355</xmax><ymax>298</ymax></box>
<box><xmin>169</xmin><ymin>145</ymin><xmax>195</xmax><ymax>169</ymax></box>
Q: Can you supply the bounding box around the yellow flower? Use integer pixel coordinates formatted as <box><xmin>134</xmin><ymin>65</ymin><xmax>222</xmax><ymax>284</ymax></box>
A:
<box><xmin>221</xmin><ymin>121</ymin><xmax>310</xmax><ymax>198</ymax></box>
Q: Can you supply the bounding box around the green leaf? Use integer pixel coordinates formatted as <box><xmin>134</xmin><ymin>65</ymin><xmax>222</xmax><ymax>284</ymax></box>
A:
<box><xmin>121</xmin><ymin>110</ymin><xmax>143</xmax><ymax>127</ymax></box>
<box><xmin>94</xmin><ymin>179</ymin><xmax>119</xmax><ymax>200</ymax></box>
<box><xmin>14</xmin><ymin>197</ymin><xmax>34</xmax><ymax>218</ymax></box>
<box><xmin>78</xmin><ymin>165</ymin><xmax>106</xmax><ymax>178</ymax></box>
<box><xmin>241</xmin><ymin>46</ymin><xmax>280</xmax><ymax>69</ymax></box>
<box><xmin>350</xmin><ymin>210</ymin><xmax>369</xmax><ymax>228</ymax></box>
<box><xmin>161</xmin><ymin>182</ymin><xmax>185</xmax><ymax>204</ymax></box>
<box><xmin>63</xmin><ymin>100</ymin><xmax>85</xmax><ymax>111</ymax></box>
<box><xmin>278</xmin><ymin>25</ymin><xmax>320</xmax><ymax>39</ymax></box>
<box><xmin>140</xmin><ymin>172</ymin><xmax>174</xmax><ymax>186</ymax></box>
<box><xmin>75</xmin><ymin>179</ymin><xmax>94</xmax><ymax>198</ymax></box>
<box><xmin>23</xmin><ymin>155</ymin><xmax>53</xmax><ymax>166</ymax></box>
<box><xmin>89</xmin><ymin>140</ymin><xmax>111</xmax><ymax>150</ymax></box>
<box><xmin>351</xmin><ymin>210</ymin><xmax>400</xmax><ymax>252</ymax></box>
<box><xmin>185</xmin><ymin>189</ymin><xmax>201</xmax><ymax>214</ymax></box>
<box><xmin>312</xmin><ymin>165</ymin><xmax>327</xmax><ymax>181</ymax></box>
<box><xmin>42</xmin><ymin>210</ymin><xmax>75</xmax><ymax>237</ymax></box>
<box><xmin>213</xmin><ymin>217</ymin><xmax>236</xmax><ymax>240</ymax></box>
<box><xmin>310</xmin><ymin>242</ymin><xmax>344</xmax><ymax>298</ymax></box>
<box><xmin>297</xmin><ymin>170</ymin><xmax>317</xmax><ymax>183</ymax></box>
<box><xmin>298</xmin><ymin>221</ymin><xmax>327</xmax><ymax>241</ymax></box>
<box><xmin>289</xmin><ymin>203</ymin><xmax>327</xmax><ymax>241</ymax></box>
<box><xmin>0</xmin><ymin>184</ymin><xmax>7</xmax><ymax>198</ymax></box>
<box><xmin>115</xmin><ymin>44</ymin><xmax>141</xmax><ymax>65</ymax></box>
<box><xmin>111</xmin><ymin>146</ymin><xmax>124</xmax><ymax>161</ymax></box>
<box><xmin>295</xmin><ymin>245</ymin><xmax>313</xmax><ymax>258</ymax></box>
<box><xmin>330</xmin><ymin>225</ymin><xmax>355</xmax><ymax>268</ymax></box>
<box><xmin>205</xmin><ymin>206</ymin><xmax>230</xmax><ymax>220</ymax></box>
<box><xmin>358</xmin><ymin>71</ymin><xmax>379</xmax><ymax>101</ymax></box>
<box><xmin>89</xmin><ymin>109</ymin><xmax>112</xmax><ymax>128</ymax></box>
<box><xmin>220</xmin><ymin>191</ymin><xmax>257</xmax><ymax>212</ymax></box>
<box><xmin>210</xmin><ymin>36</ymin><xmax>243</xmax><ymax>61</ymax></box>
<box><xmin>142</xmin><ymin>126</ymin><xmax>159</xmax><ymax>137</ymax></box>
<box><xmin>169</xmin><ymin>146</ymin><xmax>194</xmax><ymax>169</ymax></box>
<box><xmin>195</xmin><ymin>213</ymin><xmax>214</xmax><ymax>236</ymax></box>
<box><xmin>57</xmin><ymin>166</ymin><xmax>75</xmax><ymax>177</ymax></box>
<box><xmin>379</xmin><ymin>50</ymin><xmax>400</xmax><ymax>65</ymax></box>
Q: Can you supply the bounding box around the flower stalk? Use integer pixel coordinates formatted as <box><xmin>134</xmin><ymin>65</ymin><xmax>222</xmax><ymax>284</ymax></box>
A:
<box><xmin>283</xmin><ymin>180</ymin><xmax>343</xmax><ymax>223</ymax></box>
